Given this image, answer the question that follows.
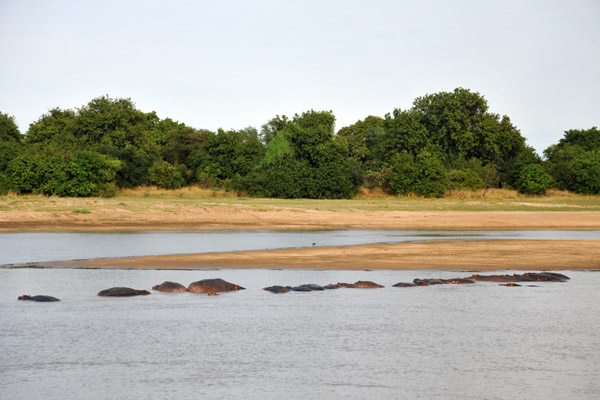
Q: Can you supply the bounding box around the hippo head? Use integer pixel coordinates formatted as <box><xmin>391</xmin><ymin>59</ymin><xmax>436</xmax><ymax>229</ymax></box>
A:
<box><xmin>18</xmin><ymin>295</ymin><xmax>31</xmax><ymax>301</ymax></box>
<box><xmin>140</xmin><ymin>290</ymin><xmax>151</xmax><ymax>296</ymax></box>
<box><xmin>152</xmin><ymin>285</ymin><xmax>159</xmax><ymax>290</ymax></box>
<box><xmin>234</xmin><ymin>284</ymin><xmax>245</xmax><ymax>290</ymax></box>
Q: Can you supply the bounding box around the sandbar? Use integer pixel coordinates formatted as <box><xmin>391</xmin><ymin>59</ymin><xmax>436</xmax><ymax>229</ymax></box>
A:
<box><xmin>50</xmin><ymin>240</ymin><xmax>600</xmax><ymax>271</ymax></box>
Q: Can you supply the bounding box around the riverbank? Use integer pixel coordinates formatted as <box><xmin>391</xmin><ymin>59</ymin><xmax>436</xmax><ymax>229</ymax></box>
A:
<box><xmin>50</xmin><ymin>240</ymin><xmax>600</xmax><ymax>271</ymax></box>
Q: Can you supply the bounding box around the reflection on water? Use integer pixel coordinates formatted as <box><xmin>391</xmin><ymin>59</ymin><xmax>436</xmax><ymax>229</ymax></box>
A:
<box><xmin>2</xmin><ymin>230</ymin><xmax>600</xmax><ymax>265</ymax></box>
<box><xmin>1</xmin><ymin>268</ymin><xmax>599</xmax><ymax>399</ymax></box>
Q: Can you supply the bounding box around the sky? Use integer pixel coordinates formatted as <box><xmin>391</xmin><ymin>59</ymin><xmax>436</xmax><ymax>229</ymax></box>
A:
<box><xmin>1</xmin><ymin>0</ymin><xmax>598</xmax><ymax>154</ymax></box>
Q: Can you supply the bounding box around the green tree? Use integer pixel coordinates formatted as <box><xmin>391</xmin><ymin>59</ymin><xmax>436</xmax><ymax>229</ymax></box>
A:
<box><xmin>250</xmin><ymin>111</ymin><xmax>359</xmax><ymax>199</ymax></box>
<box><xmin>385</xmin><ymin>151</ymin><xmax>448</xmax><ymax>198</ymax></box>
<box><xmin>569</xmin><ymin>150</ymin><xmax>600</xmax><ymax>194</ymax></box>
<box><xmin>0</xmin><ymin>112</ymin><xmax>22</xmax><ymax>142</ymax></box>
<box><xmin>514</xmin><ymin>164</ymin><xmax>552</xmax><ymax>195</ymax></box>
<box><xmin>544</xmin><ymin>127</ymin><xmax>600</xmax><ymax>193</ymax></box>
<box><xmin>149</xmin><ymin>159</ymin><xmax>185</xmax><ymax>189</ymax></box>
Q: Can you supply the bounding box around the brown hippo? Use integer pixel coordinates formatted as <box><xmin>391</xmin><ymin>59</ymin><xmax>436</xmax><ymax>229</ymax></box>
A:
<box><xmin>499</xmin><ymin>283</ymin><xmax>521</xmax><ymax>287</ymax></box>
<box><xmin>323</xmin><ymin>284</ymin><xmax>340</xmax><ymax>290</ymax></box>
<box><xmin>290</xmin><ymin>285</ymin><xmax>313</xmax><ymax>292</ymax></box>
<box><xmin>152</xmin><ymin>281</ymin><xmax>187</xmax><ymax>293</ymax></box>
<box><xmin>263</xmin><ymin>285</ymin><xmax>291</xmax><ymax>294</ymax></box>
<box><xmin>466</xmin><ymin>274</ymin><xmax>521</xmax><ymax>283</ymax></box>
<box><xmin>537</xmin><ymin>272</ymin><xmax>570</xmax><ymax>280</ymax></box>
<box><xmin>413</xmin><ymin>278</ymin><xmax>445</xmax><ymax>285</ymax></box>
<box><xmin>392</xmin><ymin>282</ymin><xmax>417</xmax><ymax>287</ymax></box>
<box><xmin>97</xmin><ymin>287</ymin><xmax>150</xmax><ymax>297</ymax></box>
<box><xmin>349</xmin><ymin>281</ymin><xmax>384</xmax><ymax>288</ymax></box>
<box><xmin>443</xmin><ymin>278</ymin><xmax>476</xmax><ymax>284</ymax></box>
<box><xmin>523</xmin><ymin>272</ymin><xmax>568</xmax><ymax>282</ymax></box>
<box><xmin>18</xmin><ymin>295</ymin><xmax>60</xmax><ymax>302</ymax></box>
<box><xmin>188</xmin><ymin>278</ymin><xmax>245</xmax><ymax>293</ymax></box>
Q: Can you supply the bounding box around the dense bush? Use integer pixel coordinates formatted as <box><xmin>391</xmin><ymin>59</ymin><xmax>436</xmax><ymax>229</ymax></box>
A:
<box><xmin>385</xmin><ymin>151</ymin><xmax>447</xmax><ymax>198</ymax></box>
<box><xmin>514</xmin><ymin>164</ymin><xmax>552</xmax><ymax>195</ymax></box>
<box><xmin>1</xmin><ymin>93</ymin><xmax>596</xmax><ymax>199</ymax></box>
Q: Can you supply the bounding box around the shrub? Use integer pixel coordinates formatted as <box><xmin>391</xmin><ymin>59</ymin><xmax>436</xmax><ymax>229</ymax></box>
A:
<box><xmin>514</xmin><ymin>164</ymin><xmax>552</xmax><ymax>195</ymax></box>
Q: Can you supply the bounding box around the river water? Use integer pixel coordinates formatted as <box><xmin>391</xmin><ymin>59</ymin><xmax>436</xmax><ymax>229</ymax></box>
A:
<box><xmin>2</xmin><ymin>229</ymin><xmax>600</xmax><ymax>265</ymax></box>
<box><xmin>1</xmin><ymin>267</ymin><xmax>599</xmax><ymax>399</ymax></box>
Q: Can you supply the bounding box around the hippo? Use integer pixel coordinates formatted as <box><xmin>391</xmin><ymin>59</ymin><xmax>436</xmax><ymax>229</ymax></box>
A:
<box><xmin>187</xmin><ymin>278</ymin><xmax>245</xmax><ymax>294</ymax></box>
<box><xmin>413</xmin><ymin>278</ymin><xmax>445</xmax><ymax>285</ymax></box>
<box><xmin>323</xmin><ymin>284</ymin><xmax>340</xmax><ymax>290</ymax></box>
<box><xmin>443</xmin><ymin>278</ymin><xmax>476</xmax><ymax>284</ymax></box>
<box><xmin>349</xmin><ymin>281</ymin><xmax>384</xmax><ymax>288</ymax></box>
<box><xmin>537</xmin><ymin>272</ymin><xmax>570</xmax><ymax>280</ymax></box>
<box><xmin>290</xmin><ymin>285</ymin><xmax>313</xmax><ymax>292</ymax></box>
<box><xmin>264</xmin><ymin>285</ymin><xmax>291</xmax><ymax>294</ymax></box>
<box><xmin>466</xmin><ymin>274</ymin><xmax>521</xmax><ymax>283</ymax></box>
<box><xmin>97</xmin><ymin>287</ymin><xmax>150</xmax><ymax>297</ymax></box>
<box><xmin>499</xmin><ymin>283</ymin><xmax>521</xmax><ymax>287</ymax></box>
<box><xmin>301</xmin><ymin>284</ymin><xmax>325</xmax><ymax>291</ymax></box>
<box><xmin>523</xmin><ymin>272</ymin><xmax>567</xmax><ymax>282</ymax></box>
<box><xmin>18</xmin><ymin>295</ymin><xmax>60</xmax><ymax>302</ymax></box>
<box><xmin>152</xmin><ymin>281</ymin><xmax>187</xmax><ymax>293</ymax></box>
<box><xmin>392</xmin><ymin>282</ymin><xmax>417</xmax><ymax>287</ymax></box>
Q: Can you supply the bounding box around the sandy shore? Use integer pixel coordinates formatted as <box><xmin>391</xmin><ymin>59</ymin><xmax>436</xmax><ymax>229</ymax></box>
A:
<box><xmin>4</xmin><ymin>203</ymin><xmax>599</xmax><ymax>271</ymax></box>
<box><xmin>50</xmin><ymin>240</ymin><xmax>600</xmax><ymax>271</ymax></box>
<box><xmin>2</xmin><ymin>209</ymin><xmax>600</xmax><ymax>231</ymax></box>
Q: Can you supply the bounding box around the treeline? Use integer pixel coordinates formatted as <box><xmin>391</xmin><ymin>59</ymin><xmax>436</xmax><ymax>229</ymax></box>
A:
<box><xmin>1</xmin><ymin>88</ymin><xmax>598</xmax><ymax>198</ymax></box>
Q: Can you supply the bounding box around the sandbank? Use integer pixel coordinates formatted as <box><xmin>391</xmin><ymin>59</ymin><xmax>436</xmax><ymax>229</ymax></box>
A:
<box><xmin>50</xmin><ymin>240</ymin><xmax>600</xmax><ymax>271</ymax></box>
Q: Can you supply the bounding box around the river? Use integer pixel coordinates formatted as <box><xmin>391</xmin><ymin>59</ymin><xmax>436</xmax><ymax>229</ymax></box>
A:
<box><xmin>1</xmin><ymin>268</ymin><xmax>599</xmax><ymax>399</ymax></box>
<box><xmin>2</xmin><ymin>229</ymin><xmax>600</xmax><ymax>265</ymax></box>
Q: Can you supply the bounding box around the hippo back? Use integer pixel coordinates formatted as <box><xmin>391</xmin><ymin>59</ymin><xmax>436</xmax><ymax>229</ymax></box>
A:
<box><xmin>188</xmin><ymin>278</ymin><xmax>244</xmax><ymax>293</ymax></box>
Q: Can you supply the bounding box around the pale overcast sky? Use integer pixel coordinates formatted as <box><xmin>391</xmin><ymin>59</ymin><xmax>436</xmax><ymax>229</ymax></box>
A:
<box><xmin>1</xmin><ymin>0</ymin><xmax>598</xmax><ymax>154</ymax></box>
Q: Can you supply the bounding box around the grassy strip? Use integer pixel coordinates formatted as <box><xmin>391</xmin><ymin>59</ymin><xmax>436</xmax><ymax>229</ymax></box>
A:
<box><xmin>1</xmin><ymin>186</ymin><xmax>599</xmax><ymax>214</ymax></box>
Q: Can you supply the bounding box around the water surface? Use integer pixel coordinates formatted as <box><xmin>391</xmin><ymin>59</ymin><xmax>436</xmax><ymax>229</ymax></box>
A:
<box><xmin>1</xmin><ymin>268</ymin><xmax>599</xmax><ymax>399</ymax></box>
<box><xmin>2</xmin><ymin>229</ymin><xmax>600</xmax><ymax>265</ymax></box>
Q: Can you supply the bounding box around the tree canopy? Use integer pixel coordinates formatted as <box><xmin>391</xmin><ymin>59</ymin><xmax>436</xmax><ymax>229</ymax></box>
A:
<box><xmin>1</xmin><ymin>90</ymin><xmax>595</xmax><ymax>197</ymax></box>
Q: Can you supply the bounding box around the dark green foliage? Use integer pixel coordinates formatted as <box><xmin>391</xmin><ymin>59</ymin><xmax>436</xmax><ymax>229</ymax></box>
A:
<box><xmin>385</xmin><ymin>151</ymin><xmax>448</xmax><ymax>198</ymax></box>
<box><xmin>447</xmin><ymin>169</ymin><xmax>484</xmax><ymax>191</ymax></box>
<box><xmin>514</xmin><ymin>164</ymin><xmax>552</xmax><ymax>195</ymax></box>
<box><xmin>0</xmin><ymin>112</ymin><xmax>22</xmax><ymax>143</ymax></box>
<box><xmin>4</xmin><ymin>151</ymin><xmax>120</xmax><ymax>197</ymax></box>
<box><xmin>260</xmin><ymin>115</ymin><xmax>288</xmax><ymax>145</ymax></box>
<box><xmin>544</xmin><ymin>127</ymin><xmax>600</xmax><ymax>194</ymax></box>
<box><xmin>149</xmin><ymin>160</ymin><xmax>185</xmax><ymax>189</ymax></box>
<box><xmin>569</xmin><ymin>150</ymin><xmax>600</xmax><ymax>194</ymax></box>
<box><xmin>203</xmin><ymin>127</ymin><xmax>265</xmax><ymax>183</ymax></box>
<box><xmin>249</xmin><ymin>111</ymin><xmax>359</xmax><ymax>199</ymax></box>
<box><xmin>4</xmin><ymin>93</ymin><xmax>596</xmax><ymax>199</ymax></box>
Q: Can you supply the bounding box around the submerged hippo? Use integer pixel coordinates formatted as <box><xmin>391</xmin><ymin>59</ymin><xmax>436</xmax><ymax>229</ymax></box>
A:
<box><xmin>323</xmin><ymin>284</ymin><xmax>340</xmax><ymax>290</ymax></box>
<box><xmin>392</xmin><ymin>282</ymin><xmax>417</xmax><ymax>287</ymax></box>
<box><xmin>290</xmin><ymin>285</ymin><xmax>313</xmax><ymax>292</ymax></box>
<box><xmin>523</xmin><ymin>272</ymin><xmax>568</xmax><ymax>282</ymax></box>
<box><xmin>443</xmin><ymin>278</ymin><xmax>476</xmax><ymax>284</ymax></box>
<box><xmin>97</xmin><ymin>287</ymin><xmax>150</xmax><ymax>297</ymax></box>
<box><xmin>301</xmin><ymin>284</ymin><xmax>325</xmax><ymax>291</ymax></box>
<box><xmin>499</xmin><ymin>283</ymin><xmax>521</xmax><ymax>287</ymax></box>
<box><xmin>18</xmin><ymin>295</ymin><xmax>60</xmax><ymax>302</ymax></box>
<box><xmin>413</xmin><ymin>278</ymin><xmax>445</xmax><ymax>286</ymax></box>
<box><xmin>263</xmin><ymin>285</ymin><xmax>291</xmax><ymax>294</ymax></box>
<box><xmin>349</xmin><ymin>281</ymin><xmax>384</xmax><ymax>288</ymax></box>
<box><xmin>466</xmin><ymin>274</ymin><xmax>522</xmax><ymax>283</ymax></box>
<box><xmin>152</xmin><ymin>281</ymin><xmax>187</xmax><ymax>293</ymax></box>
<box><xmin>188</xmin><ymin>278</ymin><xmax>245</xmax><ymax>293</ymax></box>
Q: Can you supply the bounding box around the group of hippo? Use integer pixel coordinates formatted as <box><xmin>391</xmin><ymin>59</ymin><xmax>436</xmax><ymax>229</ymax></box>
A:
<box><xmin>17</xmin><ymin>278</ymin><xmax>245</xmax><ymax>302</ymax></box>
<box><xmin>17</xmin><ymin>272</ymin><xmax>570</xmax><ymax>301</ymax></box>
